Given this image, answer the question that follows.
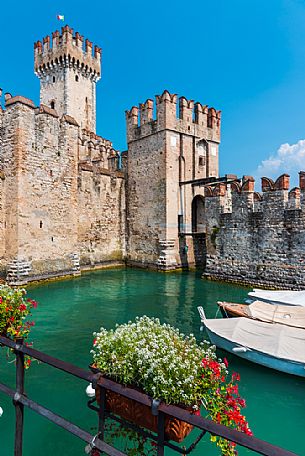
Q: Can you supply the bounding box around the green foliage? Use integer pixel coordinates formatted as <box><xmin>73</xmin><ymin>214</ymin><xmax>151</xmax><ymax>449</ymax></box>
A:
<box><xmin>0</xmin><ymin>284</ymin><xmax>37</xmax><ymax>368</ymax></box>
<box><xmin>107</xmin><ymin>422</ymin><xmax>156</xmax><ymax>455</ymax></box>
<box><xmin>0</xmin><ymin>285</ymin><xmax>37</xmax><ymax>340</ymax></box>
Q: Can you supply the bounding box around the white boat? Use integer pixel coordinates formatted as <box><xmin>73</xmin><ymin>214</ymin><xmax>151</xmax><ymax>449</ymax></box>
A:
<box><xmin>218</xmin><ymin>300</ymin><xmax>305</xmax><ymax>329</ymax></box>
<box><xmin>198</xmin><ymin>307</ymin><xmax>305</xmax><ymax>377</ymax></box>
<box><xmin>248</xmin><ymin>289</ymin><xmax>305</xmax><ymax>307</ymax></box>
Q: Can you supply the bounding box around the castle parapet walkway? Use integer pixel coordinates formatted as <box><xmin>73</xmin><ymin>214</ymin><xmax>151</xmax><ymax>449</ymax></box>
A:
<box><xmin>0</xmin><ymin>336</ymin><xmax>297</xmax><ymax>456</ymax></box>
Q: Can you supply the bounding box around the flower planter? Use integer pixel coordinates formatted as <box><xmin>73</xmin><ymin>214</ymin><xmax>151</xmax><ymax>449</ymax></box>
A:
<box><xmin>91</xmin><ymin>317</ymin><xmax>251</xmax><ymax>454</ymax></box>
<box><xmin>91</xmin><ymin>370</ymin><xmax>193</xmax><ymax>443</ymax></box>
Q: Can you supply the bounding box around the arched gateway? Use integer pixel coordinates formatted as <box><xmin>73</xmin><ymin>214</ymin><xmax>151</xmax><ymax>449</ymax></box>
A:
<box><xmin>192</xmin><ymin>195</ymin><xmax>205</xmax><ymax>233</ymax></box>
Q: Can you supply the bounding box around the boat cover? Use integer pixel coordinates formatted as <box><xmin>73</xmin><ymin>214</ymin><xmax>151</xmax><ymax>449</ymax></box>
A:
<box><xmin>248</xmin><ymin>301</ymin><xmax>305</xmax><ymax>329</ymax></box>
<box><xmin>248</xmin><ymin>289</ymin><xmax>305</xmax><ymax>307</ymax></box>
<box><xmin>204</xmin><ymin>317</ymin><xmax>305</xmax><ymax>363</ymax></box>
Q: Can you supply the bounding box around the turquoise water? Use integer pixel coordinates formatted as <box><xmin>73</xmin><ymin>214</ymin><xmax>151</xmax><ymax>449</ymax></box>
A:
<box><xmin>0</xmin><ymin>269</ymin><xmax>304</xmax><ymax>455</ymax></box>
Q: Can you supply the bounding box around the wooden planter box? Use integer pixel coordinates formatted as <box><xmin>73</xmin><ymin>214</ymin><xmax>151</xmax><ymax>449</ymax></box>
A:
<box><xmin>92</xmin><ymin>372</ymin><xmax>194</xmax><ymax>443</ymax></box>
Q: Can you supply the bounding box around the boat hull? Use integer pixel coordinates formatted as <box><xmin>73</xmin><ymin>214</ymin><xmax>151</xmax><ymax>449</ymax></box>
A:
<box><xmin>218</xmin><ymin>302</ymin><xmax>248</xmax><ymax>318</ymax></box>
<box><xmin>205</xmin><ymin>327</ymin><xmax>305</xmax><ymax>378</ymax></box>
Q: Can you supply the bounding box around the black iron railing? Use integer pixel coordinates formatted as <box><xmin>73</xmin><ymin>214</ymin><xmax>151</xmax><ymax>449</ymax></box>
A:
<box><xmin>0</xmin><ymin>335</ymin><xmax>298</xmax><ymax>456</ymax></box>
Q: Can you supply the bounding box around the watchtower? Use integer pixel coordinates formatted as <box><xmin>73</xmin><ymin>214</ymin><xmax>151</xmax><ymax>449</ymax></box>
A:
<box><xmin>126</xmin><ymin>90</ymin><xmax>221</xmax><ymax>269</ymax></box>
<box><xmin>34</xmin><ymin>26</ymin><xmax>101</xmax><ymax>132</ymax></box>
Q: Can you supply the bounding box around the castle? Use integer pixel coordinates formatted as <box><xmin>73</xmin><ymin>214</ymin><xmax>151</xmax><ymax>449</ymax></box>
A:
<box><xmin>0</xmin><ymin>25</ymin><xmax>304</xmax><ymax>289</ymax></box>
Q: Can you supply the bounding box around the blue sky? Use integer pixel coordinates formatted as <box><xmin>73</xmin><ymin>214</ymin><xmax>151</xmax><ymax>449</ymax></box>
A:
<box><xmin>1</xmin><ymin>0</ymin><xmax>305</xmax><ymax>186</ymax></box>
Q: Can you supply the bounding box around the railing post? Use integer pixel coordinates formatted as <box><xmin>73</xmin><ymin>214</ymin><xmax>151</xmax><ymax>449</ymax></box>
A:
<box><xmin>157</xmin><ymin>411</ymin><xmax>165</xmax><ymax>456</ymax></box>
<box><xmin>98</xmin><ymin>385</ymin><xmax>106</xmax><ymax>441</ymax></box>
<box><xmin>14</xmin><ymin>337</ymin><xmax>25</xmax><ymax>456</ymax></box>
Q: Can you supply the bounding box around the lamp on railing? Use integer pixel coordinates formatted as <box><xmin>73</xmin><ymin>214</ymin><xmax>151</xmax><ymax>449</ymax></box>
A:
<box><xmin>85</xmin><ymin>383</ymin><xmax>95</xmax><ymax>398</ymax></box>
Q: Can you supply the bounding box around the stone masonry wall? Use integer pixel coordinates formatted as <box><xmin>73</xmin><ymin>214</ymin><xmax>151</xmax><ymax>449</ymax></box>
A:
<box><xmin>126</xmin><ymin>130</ymin><xmax>167</xmax><ymax>267</ymax></box>
<box><xmin>2</xmin><ymin>98</ymin><xmax>80</xmax><ymax>283</ymax></box>
<box><xmin>0</xmin><ymin>96</ymin><xmax>125</xmax><ymax>284</ymax></box>
<box><xmin>0</xmin><ymin>107</ymin><xmax>5</xmax><ymax>275</ymax></box>
<box><xmin>78</xmin><ymin>159</ymin><xmax>125</xmax><ymax>267</ymax></box>
<box><xmin>203</xmin><ymin>173</ymin><xmax>305</xmax><ymax>289</ymax></box>
<box><xmin>77</xmin><ymin>130</ymin><xmax>125</xmax><ymax>267</ymax></box>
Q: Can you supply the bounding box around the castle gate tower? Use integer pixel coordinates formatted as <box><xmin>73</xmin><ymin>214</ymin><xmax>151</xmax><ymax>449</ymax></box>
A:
<box><xmin>34</xmin><ymin>26</ymin><xmax>101</xmax><ymax>132</ymax></box>
<box><xmin>125</xmin><ymin>91</ymin><xmax>221</xmax><ymax>270</ymax></box>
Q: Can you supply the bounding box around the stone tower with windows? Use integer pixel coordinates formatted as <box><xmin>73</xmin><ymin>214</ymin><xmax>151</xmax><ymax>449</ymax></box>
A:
<box><xmin>0</xmin><ymin>26</ymin><xmax>124</xmax><ymax>285</ymax></box>
<box><xmin>34</xmin><ymin>25</ymin><xmax>101</xmax><ymax>132</ymax></box>
<box><xmin>125</xmin><ymin>91</ymin><xmax>221</xmax><ymax>270</ymax></box>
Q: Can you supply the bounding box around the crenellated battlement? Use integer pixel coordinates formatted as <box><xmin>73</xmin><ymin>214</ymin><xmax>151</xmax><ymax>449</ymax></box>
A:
<box><xmin>34</xmin><ymin>25</ymin><xmax>101</xmax><ymax>81</ymax></box>
<box><xmin>126</xmin><ymin>90</ymin><xmax>221</xmax><ymax>143</ymax></box>
<box><xmin>78</xmin><ymin>128</ymin><xmax>119</xmax><ymax>167</ymax></box>
<box><xmin>204</xmin><ymin>173</ymin><xmax>305</xmax><ymax>217</ymax></box>
<box><xmin>139</xmin><ymin>99</ymin><xmax>153</xmax><ymax>125</ymax></box>
<box><xmin>261</xmin><ymin>174</ymin><xmax>290</xmax><ymax>192</ymax></box>
<box><xmin>5</xmin><ymin>95</ymin><xmax>36</xmax><ymax>109</ymax></box>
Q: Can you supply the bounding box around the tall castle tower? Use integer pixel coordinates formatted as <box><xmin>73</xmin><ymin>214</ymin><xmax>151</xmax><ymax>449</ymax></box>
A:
<box><xmin>125</xmin><ymin>91</ymin><xmax>221</xmax><ymax>270</ymax></box>
<box><xmin>34</xmin><ymin>25</ymin><xmax>101</xmax><ymax>132</ymax></box>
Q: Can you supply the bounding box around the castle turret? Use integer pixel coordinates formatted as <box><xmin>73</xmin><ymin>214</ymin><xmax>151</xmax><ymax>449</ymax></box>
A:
<box><xmin>34</xmin><ymin>26</ymin><xmax>101</xmax><ymax>132</ymax></box>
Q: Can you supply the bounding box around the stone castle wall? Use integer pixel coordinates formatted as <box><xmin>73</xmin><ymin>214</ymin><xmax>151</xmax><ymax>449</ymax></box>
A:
<box><xmin>77</xmin><ymin>133</ymin><xmax>125</xmax><ymax>267</ymax></box>
<box><xmin>126</xmin><ymin>129</ymin><xmax>167</xmax><ymax>267</ymax></box>
<box><xmin>0</xmin><ymin>95</ymin><xmax>124</xmax><ymax>284</ymax></box>
<box><xmin>2</xmin><ymin>99</ymin><xmax>79</xmax><ymax>283</ymax></box>
<box><xmin>2</xmin><ymin>25</ymin><xmax>305</xmax><ymax>288</ymax></box>
<box><xmin>0</xmin><ymin>26</ymin><xmax>125</xmax><ymax>285</ymax></box>
<box><xmin>202</xmin><ymin>173</ymin><xmax>305</xmax><ymax>289</ymax></box>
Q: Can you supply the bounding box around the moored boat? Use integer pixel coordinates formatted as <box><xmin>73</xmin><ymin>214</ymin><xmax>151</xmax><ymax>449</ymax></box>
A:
<box><xmin>198</xmin><ymin>306</ymin><xmax>305</xmax><ymax>377</ymax></box>
<box><xmin>248</xmin><ymin>289</ymin><xmax>305</xmax><ymax>307</ymax></box>
<box><xmin>217</xmin><ymin>301</ymin><xmax>250</xmax><ymax>318</ymax></box>
<box><xmin>217</xmin><ymin>300</ymin><xmax>305</xmax><ymax>329</ymax></box>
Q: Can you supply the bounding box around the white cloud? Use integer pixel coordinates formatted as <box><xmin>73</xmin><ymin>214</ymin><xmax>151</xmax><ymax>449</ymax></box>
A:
<box><xmin>253</xmin><ymin>139</ymin><xmax>305</xmax><ymax>187</ymax></box>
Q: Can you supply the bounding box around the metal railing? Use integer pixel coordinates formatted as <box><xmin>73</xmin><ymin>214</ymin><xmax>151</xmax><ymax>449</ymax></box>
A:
<box><xmin>0</xmin><ymin>335</ymin><xmax>298</xmax><ymax>456</ymax></box>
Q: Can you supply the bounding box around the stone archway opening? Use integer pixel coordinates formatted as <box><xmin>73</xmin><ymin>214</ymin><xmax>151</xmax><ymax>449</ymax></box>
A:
<box><xmin>191</xmin><ymin>195</ymin><xmax>205</xmax><ymax>233</ymax></box>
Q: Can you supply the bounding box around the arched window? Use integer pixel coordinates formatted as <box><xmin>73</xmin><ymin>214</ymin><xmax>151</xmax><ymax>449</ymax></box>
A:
<box><xmin>53</xmin><ymin>76</ymin><xmax>56</xmax><ymax>83</ymax></box>
<box><xmin>50</xmin><ymin>101</ymin><xmax>55</xmax><ymax>109</ymax></box>
<box><xmin>75</xmin><ymin>75</ymin><xmax>79</xmax><ymax>82</ymax></box>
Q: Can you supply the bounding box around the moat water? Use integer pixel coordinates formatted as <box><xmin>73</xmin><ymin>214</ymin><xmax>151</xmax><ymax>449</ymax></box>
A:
<box><xmin>0</xmin><ymin>269</ymin><xmax>304</xmax><ymax>455</ymax></box>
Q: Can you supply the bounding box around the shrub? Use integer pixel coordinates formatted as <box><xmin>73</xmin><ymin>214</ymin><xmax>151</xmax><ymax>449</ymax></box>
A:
<box><xmin>0</xmin><ymin>285</ymin><xmax>37</xmax><ymax>341</ymax></box>
<box><xmin>91</xmin><ymin>316</ymin><xmax>251</xmax><ymax>455</ymax></box>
